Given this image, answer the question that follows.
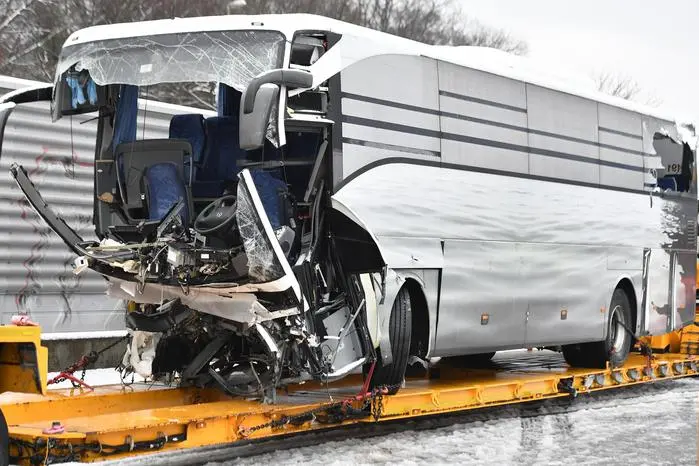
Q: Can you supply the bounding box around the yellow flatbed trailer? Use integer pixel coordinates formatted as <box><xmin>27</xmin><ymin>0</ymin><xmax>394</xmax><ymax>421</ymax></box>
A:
<box><xmin>1</xmin><ymin>325</ymin><xmax>698</xmax><ymax>465</ymax></box>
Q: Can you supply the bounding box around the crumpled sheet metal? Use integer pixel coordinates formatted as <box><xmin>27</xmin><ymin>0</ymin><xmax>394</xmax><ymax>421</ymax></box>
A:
<box><xmin>106</xmin><ymin>277</ymin><xmax>298</xmax><ymax>325</ymax></box>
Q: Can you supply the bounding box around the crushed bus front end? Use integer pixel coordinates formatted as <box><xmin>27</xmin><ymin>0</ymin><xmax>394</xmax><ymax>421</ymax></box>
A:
<box><xmin>0</xmin><ymin>19</ymin><xmax>385</xmax><ymax>402</ymax></box>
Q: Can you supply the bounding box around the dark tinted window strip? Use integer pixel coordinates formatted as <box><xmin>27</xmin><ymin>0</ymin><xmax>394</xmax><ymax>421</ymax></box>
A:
<box><xmin>598</xmin><ymin>142</ymin><xmax>644</xmax><ymax>156</ymax></box>
<box><xmin>440</xmin><ymin>109</ymin><xmax>527</xmax><ymax>133</ymax></box>
<box><xmin>342</xmin><ymin>137</ymin><xmax>440</xmax><ymax>157</ymax></box>
<box><xmin>343</xmin><ymin>92</ymin><xmax>648</xmax><ymax>157</ymax></box>
<box><xmin>444</xmin><ymin>131</ymin><xmax>645</xmax><ymax>173</ymax></box>
<box><xmin>444</xmin><ymin>111</ymin><xmax>646</xmax><ymax>157</ymax></box>
<box><xmin>599</xmin><ymin>126</ymin><xmax>643</xmax><ymax>140</ymax></box>
<box><xmin>343</xmin><ymin>117</ymin><xmax>646</xmax><ymax>173</ymax></box>
<box><xmin>344</xmin><ymin>114</ymin><xmax>439</xmax><ymax>138</ymax></box>
<box><xmin>334</xmin><ymin>153</ymin><xmax>649</xmax><ymax>197</ymax></box>
<box><xmin>342</xmin><ymin>92</ymin><xmax>440</xmax><ymax>116</ymax></box>
<box><xmin>439</xmin><ymin>89</ymin><xmax>528</xmax><ymax>113</ymax></box>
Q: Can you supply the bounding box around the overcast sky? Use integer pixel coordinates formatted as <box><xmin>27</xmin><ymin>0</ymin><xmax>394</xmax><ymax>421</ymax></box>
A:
<box><xmin>457</xmin><ymin>0</ymin><xmax>697</xmax><ymax>124</ymax></box>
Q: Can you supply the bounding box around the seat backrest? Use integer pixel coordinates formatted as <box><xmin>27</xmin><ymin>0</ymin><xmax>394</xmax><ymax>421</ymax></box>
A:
<box><xmin>250</xmin><ymin>170</ymin><xmax>290</xmax><ymax>230</ymax></box>
<box><xmin>143</xmin><ymin>162</ymin><xmax>190</xmax><ymax>225</ymax></box>
<box><xmin>194</xmin><ymin>116</ymin><xmax>247</xmax><ymax>198</ymax></box>
<box><xmin>169</xmin><ymin>114</ymin><xmax>206</xmax><ymax>169</ymax></box>
<box><xmin>115</xmin><ymin>139</ymin><xmax>192</xmax><ymax>222</ymax></box>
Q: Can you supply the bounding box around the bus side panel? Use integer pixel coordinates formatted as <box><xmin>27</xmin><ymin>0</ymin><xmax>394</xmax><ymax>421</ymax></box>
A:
<box><xmin>334</xmin><ymin>162</ymin><xmax>649</xmax><ymax>355</ymax></box>
<box><xmin>518</xmin><ymin>243</ymin><xmax>609</xmax><ymax>347</ymax></box>
<box><xmin>438</xmin><ymin>61</ymin><xmax>529</xmax><ymax>175</ymax></box>
<box><xmin>336</xmin><ymin>53</ymin><xmax>443</xmax><ymax>357</ymax></box>
<box><xmin>333</xmin><ymin>53</ymin><xmax>692</xmax><ymax>356</ymax></box>
<box><xmin>438</xmin><ymin>240</ymin><xmax>524</xmax><ymax>355</ymax></box>
<box><xmin>338</xmin><ymin>54</ymin><xmax>441</xmax><ymax>181</ymax></box>
<box><xmin>525</xmin><ymin>83</ymin><xmax>600</xmax><ymax>185</ymax></box>
<box><xmin>597</xmin><ymin>103</ymin><xmax>645</xmax><ymax>191</ymax></box>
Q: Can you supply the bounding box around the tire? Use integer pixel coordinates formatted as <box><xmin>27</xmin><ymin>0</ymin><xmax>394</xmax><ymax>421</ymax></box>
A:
<box><xmin>444</xmin><ymin>352</ymin><xmax>496</xmax><ymax>368</ymax></box>
<box><xmin>366</xmin><ymin>287</ymin><xmax>412</xmax><ymax>394</ymax></box>
<box><xmin>0</xmin><ymin>408</ymin><xmax>8</xmax><ymax>466</ymax></box>
<box><xmin>563</xmin><ymin>288</ymin><xmax>633</xmax><ymax>369</ymax></box>
<box><xmin>562</xmin><ymin>343</ymin><xmax>586</xmax><ymax>367</ymax></box>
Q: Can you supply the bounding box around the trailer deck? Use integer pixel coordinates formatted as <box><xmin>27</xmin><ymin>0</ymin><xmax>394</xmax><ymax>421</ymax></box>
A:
<box><xmin>2</xmin><ymin>341</ymin><xmax>697</xmax><ymax>465</ymax></box>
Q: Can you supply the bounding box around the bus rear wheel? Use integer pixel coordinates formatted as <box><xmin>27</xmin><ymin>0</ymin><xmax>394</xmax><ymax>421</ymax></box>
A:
<box><xmin>365</xmin><ymin>287</ymin><xmax>412</xmax><ymax>394</ymax></box>
<box><xmin>563</xmin><ymin>289</ymin><xmax>633</xmax><ymax>369</ymax></box>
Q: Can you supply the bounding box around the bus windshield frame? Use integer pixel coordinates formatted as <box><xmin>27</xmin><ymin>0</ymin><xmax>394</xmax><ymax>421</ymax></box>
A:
<box><xmin>51</xmin><ymin>29</ymin><xmax>287</xmax><ymax>120</ymax></box>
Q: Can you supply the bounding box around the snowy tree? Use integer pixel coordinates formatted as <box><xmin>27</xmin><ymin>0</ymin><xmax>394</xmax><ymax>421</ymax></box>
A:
<box><xmin>596</xmin><ymin>73</ymin><xmax>643</xmax><ymax>101</ymax></box>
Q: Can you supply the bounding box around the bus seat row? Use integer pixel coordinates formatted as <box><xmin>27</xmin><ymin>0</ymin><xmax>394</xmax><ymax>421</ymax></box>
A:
<box><xmin>168</xmin><ymin>113</ymin><xmax>294</xmax><ymax>229</ymax></box>
<box><xmin>169</xmin><ymin>114</ymin><xmax>246</xmax><ymax>198</ymax></box>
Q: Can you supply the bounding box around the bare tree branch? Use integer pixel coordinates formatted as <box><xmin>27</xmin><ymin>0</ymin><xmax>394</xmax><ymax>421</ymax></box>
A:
<box><xmin>0</xmin><ymin>0</ymin><xmax>41</xmax><ymax>33</ymax></box>
<box><xmin>595</xmin><ymin>72</ymin><xmax>662</xmax><ymax>107</ymax></box>
<box><xmin>596</xmin><ymin>72</ymin><xmax>642</xmax><ymax>100</ymax></box>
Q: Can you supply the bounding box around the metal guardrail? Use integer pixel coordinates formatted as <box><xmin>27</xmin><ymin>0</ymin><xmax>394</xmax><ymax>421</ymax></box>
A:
<box><xmin>0</xmin><ymin>76</ymin><xmax>213</xmax><ymax>332</ymax></box>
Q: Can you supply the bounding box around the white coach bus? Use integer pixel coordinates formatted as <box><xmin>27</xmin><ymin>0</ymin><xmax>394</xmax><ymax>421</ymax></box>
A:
<box><xmin>0</xmin><ymin>14</ymin><xmax>694</xmax><ymax>397</ymax></box>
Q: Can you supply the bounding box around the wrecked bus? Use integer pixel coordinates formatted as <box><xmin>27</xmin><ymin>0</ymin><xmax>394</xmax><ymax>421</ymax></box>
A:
<box><xmin>0</xmin><ymin>14</ymin><xmax>695</xmax><ymax>399</ymax></box>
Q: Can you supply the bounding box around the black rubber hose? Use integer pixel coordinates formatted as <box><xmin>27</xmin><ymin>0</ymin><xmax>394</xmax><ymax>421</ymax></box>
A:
<box><xmin>0</xmin><ymin>408</ymin><xmax>8</xmax><ymax>466</ymax></box>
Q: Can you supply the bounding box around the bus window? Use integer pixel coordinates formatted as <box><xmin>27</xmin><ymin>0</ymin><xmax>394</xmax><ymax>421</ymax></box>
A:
<box><xmin>653</xmin><ymin>133</ymin><xmax>694</xmax><ymax>193</ymax></box>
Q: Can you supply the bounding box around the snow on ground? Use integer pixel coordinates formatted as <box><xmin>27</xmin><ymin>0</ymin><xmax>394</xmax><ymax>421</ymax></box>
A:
<box><xmin>208</xmin><ymin>378</ymin><xmax>699</xmax><ymax>466</ymax></box>
<box><xmin>42</xmin><ymin>331</ymin><xmax>128</xmax><ymax>341</ymax></box>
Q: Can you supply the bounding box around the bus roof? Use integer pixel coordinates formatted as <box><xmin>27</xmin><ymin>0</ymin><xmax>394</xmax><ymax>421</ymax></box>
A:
<box><xmin>62</xmin><ymin>13</ymin><xmax>685</xmax><ymax>126</ymax></box>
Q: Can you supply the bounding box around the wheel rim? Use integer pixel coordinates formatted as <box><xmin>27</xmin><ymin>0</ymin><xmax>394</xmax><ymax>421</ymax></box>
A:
<box><xmin>609</xmin><ymin>304</ymin><xmax>627</xmax><ymax>352</ymax></box>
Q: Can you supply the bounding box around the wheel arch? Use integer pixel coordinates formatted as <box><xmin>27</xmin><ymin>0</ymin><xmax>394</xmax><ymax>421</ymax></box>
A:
<box><xmin>403</xmin><ymin>277</ymin><xmax>430</xmax><ymax>359</ymax></box>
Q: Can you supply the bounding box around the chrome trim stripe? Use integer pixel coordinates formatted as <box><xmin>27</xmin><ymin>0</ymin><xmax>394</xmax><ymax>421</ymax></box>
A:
<box><xmin>342</xmin><ymin>92</ymin><xmax>440</xmax><ymax>116</ymax></box>
<box><xmin>599</xmin><ymin>126</ymin><xmax>644</xmax><ymax>140</ymax></box>
<box><xmin>439</xmin><ymin>89</ymin><xmax>528</xmax><ymax>113</ymax></box>
<box><xmin>342</xmin><ymin>137</ymin><xmax>440</xmax><ymax>157</ymax></box>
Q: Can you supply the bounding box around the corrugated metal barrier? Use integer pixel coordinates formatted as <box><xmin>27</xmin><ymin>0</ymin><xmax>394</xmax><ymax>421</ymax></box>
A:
<box><xmin>0</xmin><ymin>75</ymin><xmax>213</xmax><ymax>332</ymax></box>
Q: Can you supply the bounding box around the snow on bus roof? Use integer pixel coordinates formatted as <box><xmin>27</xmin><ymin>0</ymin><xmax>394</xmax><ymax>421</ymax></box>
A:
<box><xmin>424</xmin><ymin>46</ymin><xmax>680</xmax><ymax>124</ymax></box>
<box><xmin>63</xmin><ymin>13</ymin><xmax>683</xmax><ymax>125</ymax></box>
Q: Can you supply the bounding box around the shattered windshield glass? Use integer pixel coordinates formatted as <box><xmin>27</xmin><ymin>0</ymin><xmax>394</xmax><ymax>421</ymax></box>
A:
<box><xmin>54</xmin><ymin>30</ymin><xmax>286</xmax><ymax>143</ymax></box>
<box><xmin>236</xmin><ymin>179</ymin><xmax>285</xmax><ymax>283</ymax></box>
<box><xmin>55</xmin><ymin>30</ymin><xmax>286</xmax><ymax>90</ymax></box>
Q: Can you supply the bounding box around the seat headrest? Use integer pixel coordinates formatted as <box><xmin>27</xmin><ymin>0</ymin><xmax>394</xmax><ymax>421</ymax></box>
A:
<box><xmin>202</xmin><ymin>116</ymin><xmax>242</xmax><ymax>169</ymax></box>
<box><xmin>169</xmin><ymin>114</ymin><xmax>206</xmax><ymax>163</ymax></box>
<box><xmin>204</xmin><ymin>115</ymin><xmax>238</xmax><ymax>133</ymax></box>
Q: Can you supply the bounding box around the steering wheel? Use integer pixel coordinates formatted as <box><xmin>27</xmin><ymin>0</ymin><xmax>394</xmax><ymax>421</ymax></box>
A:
<box><xmin>193</xmin><ymin>195</ymin><xmax>238</xmax><ymax>235</ymax></box>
